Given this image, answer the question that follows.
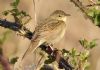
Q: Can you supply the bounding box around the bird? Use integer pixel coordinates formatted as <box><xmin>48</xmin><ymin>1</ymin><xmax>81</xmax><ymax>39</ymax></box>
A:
<box><xmin>14</xmin><ymin>10</ymin><xmax>70</xmax><ymax>70</ymax></box>
<box><xmin>21</xmin><ymin>10</ymin><xmax>70</xmax><ymax>60</ymax></box>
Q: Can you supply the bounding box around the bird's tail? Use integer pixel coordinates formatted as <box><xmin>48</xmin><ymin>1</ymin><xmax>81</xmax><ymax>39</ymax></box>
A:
<box><xmin>14</xmin><ymin>40</ymin><xmax>40</xmax><ymax>70</ymax></box>
<box><xmin>22</xmin><ymin>40</ymin><xmax>39</xmax><ymax>60</ymax></box>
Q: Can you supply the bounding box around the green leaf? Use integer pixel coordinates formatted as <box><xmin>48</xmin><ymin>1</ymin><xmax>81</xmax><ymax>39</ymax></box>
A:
<box><xmin>79</xmin><ymin>39</ymin><xmax>97</xmax><ymax>49</ymax></box>
<box><xmin>89</xmin><ymin>39</ymin><xmax>97</xmax><ymax>49</ymax></box>
<box><xmin>44</xmin><ymin>59</ymin><xmax>54</xmax><ymax>64</ymax></box>
<box><xmin>94</xmin><ymin>13</ymin><xmax>100</xmax><ymax>26</ymax></box>
<box><xmin>62</xmin><ymin>49</ymin><xmax>69</xmax><ymax>53</ymax></box>
<box><xmin>79</xmin><ymin>39</ymin><xmax>88</xmax><ymax>49</ymax></box>
<box><xmin>10</xmin><ymin>0</ymin><xmax>20</xmax><ymax>8</ymax></box>
<box><xmin>87</xmin><ymin>8</ymin><xmax>100</xmax><ymax>26</ymax></box>
<box><xmin>10</xmin><ymin>57</ymin><xmax>18</xmax><ymax>64</ymax></box>
<box><xmin>80</xmin><ymin>51</ymin><xmax>89</xmax><ymax>61</ymax></box>
<box><xmin>70</xmin><ymin>48</ymin><xmax>79</xmax><ymax>57</ymax></box>
<box><xmin>87</xmin><ymin>10</ymin><xmax>95</xmax><ymax>17</ymax></box>
<box><xmin>15</xmin><ymin>0</ymin><xmax>20</xmax><ymax>6</ymax></box>
<box><xmin>84</xmin><ymin>62</ymin><xmax>90</xmax><ymax>70</ymax></box>
<box><xmin>44</xmin><ymin>56</ymin><xmax>55</xmax><ymax>64</ymax></box>
<box><xmin>71</xmin><ymin>58</ymin><xmax>77</xmax><ymax>66</ymax></box>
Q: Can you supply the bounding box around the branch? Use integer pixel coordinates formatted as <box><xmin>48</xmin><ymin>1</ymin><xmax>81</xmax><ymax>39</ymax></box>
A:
<box><xmin>70</xmin><ymin>0</ymin><xmax>94</xmax><ymax>22</ymax></box>
<box><xmin>39</xmin><ymin>44</ymin><xmax>73</xmax><ymax>70</ymax></box>
<box><xmin>0</xmin><ymin>19</ymin><xmax>73</xmax><ymax>70</ymax></box>
<box><xmin>0</xmin><ymin>19</ymin><xmax>33</xmax><ymax>39</ymax></box>
<box><xmin>86</xmin><ymin>3</ymin><xmax>100</xmax><ymax>7</ymax></box>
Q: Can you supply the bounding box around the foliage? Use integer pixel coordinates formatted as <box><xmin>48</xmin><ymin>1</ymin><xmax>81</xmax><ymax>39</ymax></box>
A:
<box><xmin>40</xmin><ymin>39</ymin><xmax>97</xmax><ymax>70</ymax></box>
<box><xmin>0</xmin><ymin>0</ymin><xmax>32</xmax><ymax>69</ymax></box>
<box><xmin>87</xmin><ymin>0</ymin><xmax>100</xmax><ymax>27</ymax></box>
<box><xmin>79</xmin><ymin>39</ymin><xmax>97</xmax><ymax>49</ymax></box>
<box><xmin>2</xmin><ymin>0</ymin><xmax>31</xmax><ymax>25</ymax></box>
<box><xmin>44</xmin><ymin>55</ymin><xmax>55</xmax><ymax>64</ymax></box>
<box><xmin>10</xmin><ymin>0</ymin><xmax>20</xmax><ymax>9</ymax></box>
<box><xmin>61</xmin><ymin>39</ymin><xmax>96</xmax><ymax>70</ymax></box>
<box><xmin>88</xmin><ymin>8</ymin><xmax>100</xmax><ymax>26</ymax></box>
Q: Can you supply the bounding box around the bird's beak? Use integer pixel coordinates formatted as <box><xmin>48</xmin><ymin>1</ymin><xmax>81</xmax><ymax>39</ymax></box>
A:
<box><xmin>65</xmin><ymin>14</ymin><xmax>71</xmax><ymax>16</ymax></box>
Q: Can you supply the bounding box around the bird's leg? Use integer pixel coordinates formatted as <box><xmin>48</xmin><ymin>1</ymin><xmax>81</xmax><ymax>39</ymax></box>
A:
<box><xmin>43</xmin><ymin>42</ymin><xmax>53</xmax><ymax>48</ymax></box>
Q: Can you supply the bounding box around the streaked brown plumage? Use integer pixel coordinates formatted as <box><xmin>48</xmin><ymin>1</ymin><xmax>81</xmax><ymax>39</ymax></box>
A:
<box><xmin>14</xmin><ymin>10</ymin><xmax>69</xmax><ymax>70</ymax></box>
<box><xmin>22</xmin><ymin>10</ymin><xmax>68</xmax><ymax>60</ymax></box>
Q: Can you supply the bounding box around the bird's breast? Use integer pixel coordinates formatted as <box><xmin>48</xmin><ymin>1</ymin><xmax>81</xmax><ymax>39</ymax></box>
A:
<box><xmin>47</xmin><ymin>24</ymin><xmax>66</xmax><ymax>44</ymax></box>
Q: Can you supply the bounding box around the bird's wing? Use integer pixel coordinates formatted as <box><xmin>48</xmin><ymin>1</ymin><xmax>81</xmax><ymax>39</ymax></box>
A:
<box><xmin>21</xmin><ymin>38</ymin><xmax>40</xmax><ymax>60</ymax></box>
<box><xmin>35</xmin><ymin>19</ymin><xmax>65</xmax><ymax>38</ymax></box>
<box><xmin>21</xmin><ymin>19</ymin><xmax>64</xmax><ymax>61</ymax></box>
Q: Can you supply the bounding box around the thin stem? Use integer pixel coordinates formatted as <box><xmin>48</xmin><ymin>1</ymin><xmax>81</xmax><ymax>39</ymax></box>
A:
<box><xmin>70</xmin><ymin>0</ymin><xmax>94</xmax><ymax>22</ymax></box>
<box><xmin>33</xmin><ymin>0</ymin><xmax>37</xmax><ymax>25</ymax></box>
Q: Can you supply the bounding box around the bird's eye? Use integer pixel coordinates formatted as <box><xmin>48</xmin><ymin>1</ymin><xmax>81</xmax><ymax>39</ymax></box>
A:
<box><xmin>58</xmin><ymin>15</ymin><xmax>61</xmax><ymax>17</ymax></box>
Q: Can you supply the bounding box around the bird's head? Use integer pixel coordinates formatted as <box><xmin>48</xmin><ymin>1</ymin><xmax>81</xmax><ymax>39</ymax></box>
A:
<box><xmin>50</xmin><ymin>10</ymin><xmax>70</xmax><ymax>22</ymax></box>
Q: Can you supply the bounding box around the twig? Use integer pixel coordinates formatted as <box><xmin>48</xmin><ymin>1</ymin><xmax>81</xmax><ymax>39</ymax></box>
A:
<box><xmin>33</xmin><ymin>0</ymin><xmax>37</xmax><ymax>24</ymax></box>
<box><xmin>0</xmin><ymin>18</ymin><xmax>73</xmax><ymax>70</ymax></box>
<box><xmin>86</xmin><ymin>3</ymin><xmax>100</xmax><ymax>7</ymax></box>
<box><xmin>70</xmin><ymin>0</ymin><xmax>94</xmax><ymax>22</ymax></box>
<box><xmin>39</xmin><ymin>44</ymin><xmax>73</xmax><ymax>70</ymax></box>
<box><xmin>0</xmin><ymin>19</ymin><xmax>33</xmax><ymax>39</ymax></box>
